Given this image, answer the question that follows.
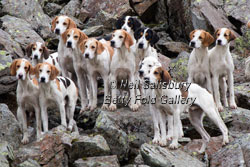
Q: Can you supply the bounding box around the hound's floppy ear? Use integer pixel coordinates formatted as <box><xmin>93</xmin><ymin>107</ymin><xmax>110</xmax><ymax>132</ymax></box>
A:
<box><xmin>115</xmin><ymin>16</ymin><xmax>125</xmax><ymax>29</ymax></box>
<box><xmin>26</xmin><ymin>43</ymin><xmax>34</xmax><ymax>58</ymax></box>
<box><xmin>149</xmin><ymin>30</ymin><xmax>159</xmax><ymax>46</ymax></box>
<box><xmin>96</xmin><ymin>40</ymin><xmax>105</xmax><ymax>55</ymax></box>
<box><xmin>42</xmin><ymin>45</ymin><xmax>50</xmax><ymax>59</ymax></box>
<box><xmin>229</xmin><ymin>30</ymin><xmax>236</xmax><ymax>42</ymax></box>
<box><xmin>78</xmin><ymin>31</ymin><xmax>88</xmax><ymax>44</ymax></box>
<box><xmin>189</xmin><ymin>30</ymin><xmax>196</xmax><ymax>40</ymax></box>
<box><xmin>33</xmin><ymin>63</ymin><xmax>42</xmax><ymax>79</ymax></box>
<box><xmin>160</xmin><ymin>67</ymin><xmax>171</xmax><ymax>84</ymax></box>
<box><xmin>124</xmin><ymin>32</ymin><xmax>134</xmax><ymax>50</ymax></box>
<box><xmin>79</xmin><ymin>40</ymin><xmax>87</xmax><ymax>54</ymax></box>
<box><xmin>10</xmin><ymin>59</ymin><xmax>18</xmax><ymax>76</ymax></box>
<box><xmin>50</xmin><ymin>65</ymin><xmax>59</xmax><ymax>80</ymax></box>
<box><xmin>51</xmin><ymin>16</ymin><xmax>58</xmax><ymax>32</ymax></box>
<box><xmin>131</xmin><ymin>17</ymin><xmax>142</xmax><ymax>31</ymax></box>
<box><xmin>67</xmin><ymin>18</ymin><xmax>77</xmax><ymax>29</ymax></box>
<box><xmin>61</xmin><ymin>29</ymin><xmax>69</xmax><ymax>44</ymax></box>
<box><xmin>203</xmin><ymin>31</ymin><xmax>214</xmax><ymax>47</ymax></box>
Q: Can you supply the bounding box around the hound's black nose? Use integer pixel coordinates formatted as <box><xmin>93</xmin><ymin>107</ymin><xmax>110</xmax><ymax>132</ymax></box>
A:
<box><xmin>138</xmin><ymin>43</ymin><xmax>144</xmax><ymax>49</ymax></box>
<box><xmin>110</xmin><ymin>41</ymin><xmax>115</xmax><ymax>47</ymax></box>
<box><xmin>34</xmin><ymin>55</ymin><xmax>38</xmax><ymax>59</ymax></box>
<box><xmin>190</xmin><ymin>41</ymin><xmax>195</xmax><ymax>47</ymax></box>
<box><xmin>67</xmin><ymin>41</ymin><xmax>72</xmax><ymax>48</ymax></box>
<box><xmin>85</xmin><ymin>53</ymin><xmax>89</xmax><ymax>58</ymax></box>
<box><xmin>55</xmin><ymin>29</ymin><xmax>60</xmax><ymax>35</ymax></box>
<box><xmin>139</xmin><ymin>70</ymin><xmax>144</xmax><ymax>77</ymax></box>
<box><xmin>41</xmin><ymin>77</ymin><xmax>45</xmax><ymax>83</ymax></box>
<box><xmin>217</xmin><ymin>39</ymin><xmax>222</xmax><ymax>45</ymax></box>
<box><xmin>18</xmin><ymin>74</ymin><xmax>23</xmax><ymax>79</ymax></box>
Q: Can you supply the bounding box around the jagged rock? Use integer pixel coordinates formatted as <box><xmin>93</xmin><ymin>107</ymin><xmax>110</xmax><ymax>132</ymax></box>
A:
<box><xmin>60</xmin><ymin>0</ymin><xmax>81</xmax><ymax>18</ymax></box>
<box><xmin>18</xmin><ymin>159</ymin><xmax>41</xmax><ymax>167</ymax></box>
<box><xmin>130</xmin><ymin>0</ymin><xmax>158</xmax><ymax>22</ymax></box>
<box><xmin>134</xmin><ymin>153</ymin><xmax>144</xmax><ymax>165</ymax></box>
<box><xmin>1</xmin><ymin>0</ymin><xmax>52</xmax><ymax>39</ymax></box>
<box><xmin>157</xmin><ymin>41</ymin><xmax>191</xmax><ymax>58</ymax></box>
<box><xmin>245</xmin><ymin>56</ymin><xmax>250</xmax><ymax>80</ymax></box>
<box><xmin>0</xmin><ymin>29</ymin><xmax>24</xmax><ymax>58</ymax></box>
<box><xmin>82</xmin><ymin>25</ymin><xmax>104</xmax><ymax>37</ymax></box>
<box><xmin>234</xmin><ymin>83</ymin><xmax>250</xmax><ymax>109</ymax></box>
<box><xmin>0</xmin><ymin>104</ymin><xmax>21</xmax><ymax>149</ymax></box>
<box><xmin>0</xmin><ymin>141</ymin><xmax>14</xmax><ymax>167</ymax></box>
<box><xmin>158</xmin><ymin>53</ymin><xmax>171</xmax><ymax>71</ymax></box>
<box><xmin>140</xmin><ymin>143</ymin><xmax>206</xmax><ymax>167</ymax></box>
<box><xmin>44</xmin><ymin>3</ymin><xmax>62</xmax><ymax>17</ymax></box>
<box><xmin>168</xmin><ymin>51</ymin><xmax>189</xmax><ymax>82</ymax></box>
<box><xmin>210</xmin><ymin>133</ymin><xmax>250</xmax><ymax>167</ymax></box>
<box><xmin>94</xmin><ymin>106</ymin><xmax>153</xmax><ymax>161</ymax></box>
<box><xmin>1</xmin><ymin>15</ymin><xmax>44</xmax><ymax>50</ymax></box>
<box><xmin>68</xmin><ymin>135</ymin><xmax>110</xmax><ymax>163</ymax></box>
<box><xmin>73</xmin><ymin>155</ymin><xmax>120</xmax><ymax>167</ymax></box>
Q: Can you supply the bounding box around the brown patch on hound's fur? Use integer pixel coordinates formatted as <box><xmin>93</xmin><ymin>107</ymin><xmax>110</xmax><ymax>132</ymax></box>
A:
<box><xmin>49</xmin><ymin>64</ymin><xmax>59</xmax><ymax>80</ymax></box>
<box><xmin>10</xmin><ymin>59</ymin><xmax>32</xmax><ymax>76</ymax></box>
<box><xmin>56</xmin><ymin>78</ymin><xmax>61</xmax><ymax>91</ymax></box>
<box><xmin>79</xmin><ymin>40</ymin><xmax>87</xmax><ymax>54</ymax></box>
<box><xmin>180</xmin><ymin>86</ymin><xmax>188</xmax><ymax>98</ymax></box>
<box><xmin>66</xmin><ymin>17</ymin><xmax>77</xmax><ymax>29</ymax></box>
<box><xmin>248</xmin><ymin>21</ymin><xmax>250</xmax><ymax>29</ymax></box>
<box><xmin>215</xmin><ymin>28</ymin><xmax>236</xmax><ymax>42</ymax></box>
<box><xmin>62</xmin><ymin>28</ymin><xmax>88</xmax><ymax>45</ymax></box>
<box><xmin>189</xmin><ymin>30</ymin><xmax>197</xmax><ymax>40</ymax></box>
<box><xmin>42</xmin><ymin>44</ymin><xmax>50</xmax><ymax>59</ymax></box>
<box><xmin>154</xmin><ymin>67</ymin><xmax>172</xmax><ymax>84</ymax></box>
<box><xmin>96</xmin><ymin>40</ymin><xmax>105</xmax><ymax>55</ymax></box>
<box><xmin>51</xmin><ymin>16</ymin><xmax>58</xmax><ymax>32</ymax></box>
<box><xmin>26</xmin><ymin>43</ymin><xmax>36</xmax><ymax>58</ymax></box>
<box><xmin>103</xmin><ymin>43</ymin><xmax>114</xmax><ymax>60</ymax></box>
<box><xmin>62</xmin><ymin>29</ymin><xmax>70</xmax><ymax>44</ymax></box>
<box><xmin>32</xmin><ymin>78</ymin><xmax>38</xmax><ymax>86</ymax></box>
<box><xmin>33</xmin><ymin>63</ymin><xmax>42</xmax><ymax>79</ymax></box>
<box><xmin>122</xmin><ymin>30</ymin><xmax>134</xmax><ymax>51</ymax></box>
<box><xmin>201</xmin><ymin>31</ymin><xmax>214</xmax><ymax>47</ymax></box>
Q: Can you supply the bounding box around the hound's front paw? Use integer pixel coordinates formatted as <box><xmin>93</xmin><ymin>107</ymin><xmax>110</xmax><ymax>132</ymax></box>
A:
<box><xmin>229</xmin><ymin>103</ymin><xmax>237</xmax><ymax>110</ymax></box>
<box><xmin>109</xmin><ymin>104</ymin><xmax>117</xmax><ymax>111</ymax></box>
<box><xmin>159</xmin><ymin>138</ymin><xmax>167</xmax><ymax>147</ymax></box>
<box><xmin>166</xmin><ymin>135</ymin><xmax>173</xmax><ymax>141</ymax></box>
<box><xmin>169</xmin><ymin>141</ymin><xmax>179</xmax><ymax>149</ymax></box>
<box><xmin>222</xmin><ymin>136</ymin><xmax>229</xmax><ymax>145</ymax></box>
<box><xmin>217</xmin><ymin>105</ymin><xmax>224</xmax><ymax>112</ymax></box>
<box><xmin>21</xmin><ymin>136</ymin><xmax>29</xmax><ymax>144</ymax></box>
<box><xmin>152</xmin><ymin>137</ymin><xmax>160</xmax><ymax>144</ymax></box>
<box><xmin>90</xmin><ymin>105</ymin><xmax>97</xmax><ymax>112</ymax></box>
<box><xmin>130</xmin><ymin>104</ymin><xmax>139</xmax><ymax>112</ymax></box>
<box><xmin>101</xmin><ymin>104</ymin><xmax>109</xmax><ymax>110</ymax></box>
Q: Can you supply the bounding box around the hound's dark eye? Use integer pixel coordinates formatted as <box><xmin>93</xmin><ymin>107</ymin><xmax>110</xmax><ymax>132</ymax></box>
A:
<box><xmin>91</xmin><ymin>46</ymin><xmax>95</xmax><ymax>49</ymax></box>
<box><xmin>24</xmin><ymin>67</ymin><xmax>28</xmax><ymax>70</ymax></box>
<box><xmin>17</xmin><ymin>65</ymin><xmax>20</xmax><ymax>68</ymax></box>
<box><xmin>47</xmin><ymin>70</ymin><xmax>50</xmax><ymax>73</ymax></box>
<box><xmin>154</xmin><ymin>71</ymin><xmax>158</xmax><ymax>74</ymax></box>
<box><xmin>56</xmin><ymin>21</ymin><xmax>59</xmax><ymax>24</ymax></box>
<box><xmin>224</xmin><ymin>34</ymin><xmax>227</xmax><ymax>37</ymax></box>
<box><xmin>39</xmin><ymin>69</ymin><xmax>42</xmax><ymax>72</ymax></box>
<box><xmin>119</xmin><ymin>36</ymin><xmax>123</xmax><ymax>39</ymax></box>
<box><xmin>39</xmin><ymin>49</ymin><xmax>42</xmax><ymax>52</ymax></box>
<box><xmin>63</xmin><ymin>22</ymin><xmax>67</xmax><ymax>26</ymax></box>
<box><xmin>199</xmin><ymin>36</ymin><xmax>202</xmax><ymax>39</ymax></box>
<box><xmin>140</xmin><ymin>32</ymin><xmax>143</xmax><ymax>36</ymax></box>
<box><xmin>74</xmin><ymin>35</ymin><xmax>78</xmax><ymax>39</ymax></box>
<box><xmin>149</xmin><ymin>65</ymin><xmax>152</xmax><ymax>67</ymax></box>
<box><xmin>67</xmin><ymin>34</ymin><xmax>70</xmax><ymax>37</ymax></box>
<box><xmin>217</xmin><ymin>33</ymin><xmax>220</xmax><ymax>36</ymax></box>
<box><xmin>193</xmin><ymin>35</ymin><xmax>195</xmax><ymax>38</ymax></box>
<box><xmin>85</xmin><ymin>45</ymin><xmax>88</xmax><ymax>48</ymax></box>
<box><xmin>32</xmin><ymin>47</ymin><xmax>36</xmax><ymax>51</ymax></box>
<box><xmin>112</xmin><ymin>34</ymin><xmax>115</xmax><ymax>37</ymax></box>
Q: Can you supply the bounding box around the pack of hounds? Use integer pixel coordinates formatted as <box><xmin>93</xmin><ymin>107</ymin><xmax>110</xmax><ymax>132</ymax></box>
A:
<box><xmin>10</xmin><ymin>15</ymin><xmax>249</xmax><ymax>153</ymax></box>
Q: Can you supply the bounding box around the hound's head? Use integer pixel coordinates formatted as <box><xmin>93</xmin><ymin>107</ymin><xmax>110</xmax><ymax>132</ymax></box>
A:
<box><xmin>10</xmin><ymin>59</ymin><xmax>33</xmax><ymax>80</ymax></box>
<box><xmin>79</xmin><ymin>38</ymin><xmax>105</xmax><ymax>59</ymax></box>
<box><xmin>34</xmin><ymin>63</ymin><xmax>59</xmax><ymax>83</ymax></box>
<box><xmin>134</xmin><ymin>27</ymin><xmax>159</xmax><ymax>49</ymax></box>
<box><xmin>51</xmin><ymin>15</ymin><xmax>77</xmax><ymax>35</ymax></box>
<box><xmin>189</xmin><ymin>30</ymin><xmax>214</xmax><ymax>48</ymax></box>
<box><xmin>110</xmin><ymin>30</ymin><xmax>134</xmax><ymax>49</ymax></box>
<box><xmin>115</xmin><ymin>16</ymin><xmax>142</xmax><ymax>35</ymax></box>
<box><xmin>62</xmin><ymin>28</ymin><xmax>88</xmax><ymax>49</ymax></box>
<box><xmin>138</xmin><ymin>56</ymin><xmax>161</xmax><ymax>78</ymax></box>
<box><xmin>144</xmin><ymin>66</ymin><xmax>171</xmax><ymax>85</ymax></box>
<box><xmin>214</xmin><ymin>28</ymin><xmax>236</xmax><ymax>46</ymax></box>
<box><xmin>26</xmin><ymin>42</ymin><xmax>49</xmax><ymax>61</ymax></box>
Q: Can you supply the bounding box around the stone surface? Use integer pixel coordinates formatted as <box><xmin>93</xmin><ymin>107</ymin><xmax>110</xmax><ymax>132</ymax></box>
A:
<box><xmin>44</xmin><ymin>3</ymin><xmax>62</xmax><ymax>17</ymax></box>
<box><xmin>1</xmin><ymin>15</ymin><xmax>44</xmax><ymax>50</ymax></box>
<box><xmin>210</xmin><ymin>133</ymin><xmax>250</xmax><ymax>167</ymax></box>
<box><xmin>168</xmin><ymin>51</ymin><xmax>189</xmax><ymax>82</ymax></box>
<box><xmin>0</xmin><ymin>29</ymin><xmax>24</xmax><ymax>58</ymax></box>
<box><xmin>0</xmin><ymin>104</ymin><xmax>21</xmax><ymax>149</ymax></box>
<box><xmin>0</xmin><ymin>141</ymin><xmax>14</xmax><ymax>167</ymax></box>
<box><xmin>18</xmin><ymin>159</ymin><xmax>41</xmax><ymax>167</ymax></box>
<box><xmin>140</xmin><ymin>143</ymin><xmax>205</xmax><ymax>167</ymax></box>
<box><xmin>158</xmin><ymin>41</ymin><xmax>191</xmax><ymax>58</ymax></box>
<box><xmin>60</xmin><ymin>0</ymin><xmax>81</xmax><ymax>18</ymax></box>
<box><xmin>94</xmin><ymin>106</ymin><xmax>153</xmax><ymax>161</ymax></box>
<box><xmin>235</xmin><ymin>83</ymin><xmax>250</xmax><ymax>110</ymax></box>
<box><xmin>158</xmin><ymin>52</ymin><xmax>171</xmax><ymax>71</ymax></box>
<box><xmin>82</xmin><ymin>25</ymin><xmax>104</xmax><ymax>37</ymax></box>
<box><xmin>73</xmin><ymin>155</ymin><xmax>120</xmax><ymax>167</ymax></box>
<box><xmin>1</xmin><ymin>0</ymin><xmax>52</xmax><ymax>39</ymax></box>
<box><xmin>69</xmin><ymin>134</ymin><xmax>110</xmax><ymax>163</ymax></box>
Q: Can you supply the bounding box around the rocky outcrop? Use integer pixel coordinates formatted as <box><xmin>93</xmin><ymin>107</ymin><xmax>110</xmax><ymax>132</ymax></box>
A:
<box><xmin>73</xmin><ymin>155</ymin><xmax>120</xmax><ymax>167</ymax></box>
<box><xmin>1</xmin><ymin>0</ymin><xmax>52</xmax><ymax>39</ymax></box>
<box><xmin>235</xmin><ymin>83</ymin><xmax>250</xmax><ymax>109</ymax></box>
<box><xmin>210</xmin><ymin>133</ymin><xmax>250</xmax><ymax>167</ymax></box>
<box><xmin>0</xmin><ymin>141</ymin><xmax>14</xmax><ymax>167</ymax></box>
<box><xmin>140</xmin><ymin>143</ymin><xmax>206</xmax><ymax>167</ymax></box>
<box><xmin>0</xmin><ymin>104</ymin><xmax>21</xmax><ymax>149</ymax></box>
<box><xmin>1</xmin><ymin>15</ymin><xmax>44</xmax><ymax>50</ymax></box>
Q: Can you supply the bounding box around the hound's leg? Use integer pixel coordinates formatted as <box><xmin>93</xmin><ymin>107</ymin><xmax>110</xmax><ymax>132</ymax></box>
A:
<box><xmin>212</xmin><ymin>74</ymin><xmax>223</xmax><ymax>111</ymax></box>
<box><xmin>228</xmin><ymin>71</ymin><xmax>237</xmax><ymax>109</ymax></box>
<box><xmin>219</xmin><ymin>77</ymin><xmax>228</xmax><ymax>107</ymax></box>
